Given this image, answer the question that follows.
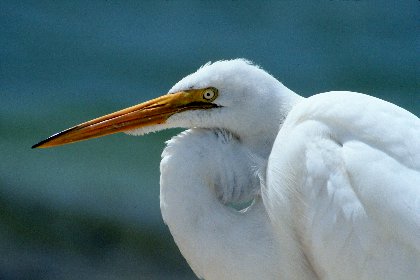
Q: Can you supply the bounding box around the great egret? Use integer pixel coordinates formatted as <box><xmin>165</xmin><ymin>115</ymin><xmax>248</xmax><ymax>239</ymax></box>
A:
<box><xmin>33</xmin><ymin>59</ymin><xmax>420</xmax><ymax>280</ymax></box>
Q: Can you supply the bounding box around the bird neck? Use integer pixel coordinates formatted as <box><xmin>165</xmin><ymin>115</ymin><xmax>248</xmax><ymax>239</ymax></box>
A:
<box><xmin>235</xmin><ymin>83</ymin><xmax>303</xmax><ymax>159</ymax></box>
<box><xmin>159</xmin><ymin>128</ymin><xmax>312</xmax><ymax>280</ymax></box>
<box><xmin>159</xmin><ymin>129</ymin><xmax>282</xmax><ymax>279</ymax></box>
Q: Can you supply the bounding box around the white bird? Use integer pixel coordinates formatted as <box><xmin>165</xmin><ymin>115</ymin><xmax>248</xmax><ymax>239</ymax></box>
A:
<box><xmin>33</xmin><ymin>59</ymin><xmax>420</xmax><ymax>280</ymax></box>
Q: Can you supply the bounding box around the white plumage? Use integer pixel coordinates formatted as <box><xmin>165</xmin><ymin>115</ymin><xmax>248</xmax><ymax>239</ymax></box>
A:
<box><xmin>34</xmin><ymin>59</ymin><xmax>420</xmax><ymax>280</ymax></box>
<box><xmin>266</xmin><ymin>91</ymin><xmax>420</xmax><ymax>279</ymax></box>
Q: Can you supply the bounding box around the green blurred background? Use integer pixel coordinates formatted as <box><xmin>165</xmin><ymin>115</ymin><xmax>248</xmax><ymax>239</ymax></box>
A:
<box><xmin>1</xmin><ymin>1</ymin><xmax>418</xmax><ymax>279</ymax></box>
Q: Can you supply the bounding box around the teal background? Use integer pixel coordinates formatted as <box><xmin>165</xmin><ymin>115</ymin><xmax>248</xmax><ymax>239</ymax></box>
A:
<box><xmin>1</xmin><ymin>1</ymin><xmax>418</xmax><ymax>279</ymax></box>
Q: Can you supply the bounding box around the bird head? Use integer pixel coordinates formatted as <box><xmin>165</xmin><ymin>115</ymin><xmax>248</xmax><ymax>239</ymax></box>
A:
<box><xmin>33</xmin><ymin>59</ymin><xmax>300</xmax><ymax>155</ymax></box>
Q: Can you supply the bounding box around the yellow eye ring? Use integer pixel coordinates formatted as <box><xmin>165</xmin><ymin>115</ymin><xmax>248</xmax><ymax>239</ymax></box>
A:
<box><xmin>202</xmin><ymin>88</ymin><xmax>218</xmax><ymax>101</ymax></box>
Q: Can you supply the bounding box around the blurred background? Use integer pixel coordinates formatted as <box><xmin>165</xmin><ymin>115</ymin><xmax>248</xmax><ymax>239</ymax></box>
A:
<box><xmin>1</xmin><ymin>1</ymin><xmax>418</xmax><ymax>279</ymax></box>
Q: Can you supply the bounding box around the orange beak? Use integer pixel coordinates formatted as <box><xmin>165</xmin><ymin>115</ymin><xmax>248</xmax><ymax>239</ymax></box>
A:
<box><xmin>32</xmin><ymin>88</ymin><xmax>219</xmax><ymax>148</ymax></box>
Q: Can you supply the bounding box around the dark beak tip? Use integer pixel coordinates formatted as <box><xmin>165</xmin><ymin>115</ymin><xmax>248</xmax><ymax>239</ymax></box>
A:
<box><xmin>31</xmin><ymin>140</ymin><xmax>45</xmax><ymax>149</ymax></box>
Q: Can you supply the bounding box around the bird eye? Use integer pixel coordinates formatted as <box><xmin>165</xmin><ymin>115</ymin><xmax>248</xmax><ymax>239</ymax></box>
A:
<box><xmin>202</xmin><ymin>88</ymin><xmax>218</xmax><ymax>101</ymax></box>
